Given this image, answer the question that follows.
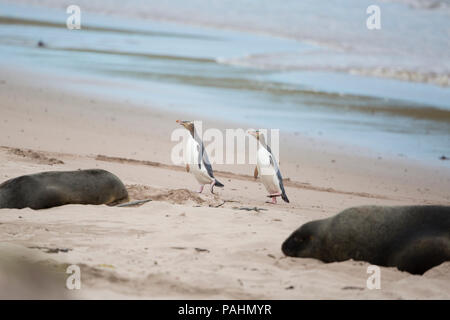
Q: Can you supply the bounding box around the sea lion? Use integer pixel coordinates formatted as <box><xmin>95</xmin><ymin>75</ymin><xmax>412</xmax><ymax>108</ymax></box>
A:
<box><xmin>282</xmin><ymin>205</ymin><xmax>450</xmax><ymax>274</ymax></box>
<box><xmin>0</xmin><ymin>169</ymin><xmax>129</xmax><ymax>210</ymax></box>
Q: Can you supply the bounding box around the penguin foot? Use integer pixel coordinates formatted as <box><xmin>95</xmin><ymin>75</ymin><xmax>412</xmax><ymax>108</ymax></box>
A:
<box><xmin>265</xmin><ymin>193</ymin><xmax>281</xmax><ymax>204</ymax></box>
<box><xmin>210</xmin><ymin>179</ymin><xmax>216</xmax><ymax>194</ymax></box>
<box><xmin>198</xmin><ymin>185</ymin><xmax>204</xmax><ymax>193</ymax></box>
<box><xmin>265</xmin><ymin>197</ymin><xmax>277</xmax><ymax>204</ymax></box>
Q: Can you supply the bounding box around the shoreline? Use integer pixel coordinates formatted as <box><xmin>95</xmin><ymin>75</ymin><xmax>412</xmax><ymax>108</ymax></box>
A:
<box><xmin>3</xmin><ymin>0</ymin><xmax>450</xmax><ymax>88</ymax></box>
<box><xmin>3</xmin><ymin>63</ymin><xmax>450</xmax><ymax>166</ymax></box>
<box><xmin>1</xmin><ymin>65</ymin><xmax>450</xmax><ymax>206</ymax></box>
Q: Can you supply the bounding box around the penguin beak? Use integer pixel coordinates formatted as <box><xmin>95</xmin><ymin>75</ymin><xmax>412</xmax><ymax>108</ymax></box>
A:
<box><xmin>177</xmin><ymin>120</ymin><xmax>192</xmax><ymax>130</ymax></box>
<box><xmin>247</xmin><ymin>130</ymin><xmax>258</xmax><ymax>138</ymax></box>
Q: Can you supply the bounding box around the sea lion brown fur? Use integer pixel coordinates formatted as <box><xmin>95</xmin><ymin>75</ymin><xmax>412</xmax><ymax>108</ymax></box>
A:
<box><xmin>0</xmin><ymin>169</ymin><xmax>129</xmax><ymax>210</ymax></box>
<box><xmin>282</xmin><ymin>205</ymin><xmax>450</xmax><ymax>275</ymax></box>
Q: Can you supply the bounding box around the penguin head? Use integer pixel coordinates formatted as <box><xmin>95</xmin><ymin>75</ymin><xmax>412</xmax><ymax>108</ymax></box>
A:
<box><xmin>247</xmin><ymin>130</ymin><xmax>267</xmax><ymax>145</ymax></box>
<box><xmin>176</xmin><ymin>120</ymin><xmax>195</xmax><ymax>134</ymax></box>
<box><xmin>247</xmin><ymin>129</ymin><xmax>262</xmax><ymax>140</ymax></box>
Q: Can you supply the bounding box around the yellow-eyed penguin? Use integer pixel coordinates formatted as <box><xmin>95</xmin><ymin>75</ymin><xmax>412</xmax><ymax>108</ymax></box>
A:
<box><xmin>248</xmin><ymin>130</ymin><xmax>289</xmax><ymax>204</ymax></box>
<box><xmin>177</xmin><ymin>120</ymin><xmax>224</xmax><ymax>193</ymax></box>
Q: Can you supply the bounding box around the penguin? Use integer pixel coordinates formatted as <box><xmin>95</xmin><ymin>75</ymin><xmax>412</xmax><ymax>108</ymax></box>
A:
<box><xmin>176</xmin><ymin>120</ymin><xmax>224</xmax><ymax>193</ymax></box>
<box><xmin>248</xmin><ymin>130</ymin><xmax>289</xmax><ymax>204</ymax></box>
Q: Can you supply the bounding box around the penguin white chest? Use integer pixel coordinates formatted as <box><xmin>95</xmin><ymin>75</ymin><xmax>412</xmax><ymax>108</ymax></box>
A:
<box><xmin>186</xmin><ymin>136</ymin><xmax>213</xmax><ymax>184</ymax></box>
<box><xmin>256</xmin><ymin>147</ymin><xmax>281</xmax><ymax>194</ymax></box>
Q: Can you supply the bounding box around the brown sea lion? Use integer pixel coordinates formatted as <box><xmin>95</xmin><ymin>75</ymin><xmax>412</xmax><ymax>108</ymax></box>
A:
<box><xmin>282</xmin><ymin>205</ymin><xmax>450</xmax><ymax>274</ymax></box>
<box><xmin>0</xmin><ymin>169</ymin><xmax>129</xmax><ymax>210</ymax></box>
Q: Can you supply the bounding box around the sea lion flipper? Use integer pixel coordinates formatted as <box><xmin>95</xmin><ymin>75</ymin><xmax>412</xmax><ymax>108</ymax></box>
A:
<box><xmin>389</xmin><ymin>235</ymin><xmax>450</xmax><ymax>275</ymax></box>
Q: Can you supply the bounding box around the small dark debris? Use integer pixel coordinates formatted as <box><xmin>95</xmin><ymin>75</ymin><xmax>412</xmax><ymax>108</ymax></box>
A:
<box><xmin>232</xmin><ymin>206</ymin><xmax>267</xmax><ymax>213</ymax></box>
<box><xmin>210</xmin><ymin>201</ymin><xmax>225</xmax><ymax>208</ymax></box>
<box><xmin>47</xmin><ymin>248</ymin><xmax>70</xmax><ymax>253</ymax></box>
<box><xmin>170</xmin><ymin>246</ymin><xmax>187</xmax><ymax>250</ymax></box>
<box><xmin>285</xmin><ymin>286</ymin><xmax>295</xmax><ymax>290</ymax></box>
<box><xmin>37</xmin><ymin>40</ymin><xmax>45</xmax><ymax>47</ymax></box>
<box><xmin>440</xmin><ymin>155</ymin><xmax>448</xmax><ymax>160</ymax></box>
<box><xmin>28</xmin><ymin>246</ymin><xmax>72</xmax><ymax>254</ymax></box>
<box><xmin>342</xmin><ymin>286</ymin><xmax>364</xmax><ymax>291</ymax></box>
<box><xmin>195</xmin><ymin>248</ymin><xmax>210</xmax><ymax>253</ymax></box>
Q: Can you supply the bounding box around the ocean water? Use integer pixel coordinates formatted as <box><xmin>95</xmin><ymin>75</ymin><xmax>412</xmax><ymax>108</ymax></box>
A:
<box><xmin>0</xmin><ymin>1</ymin><xmax>449</xmax><ymax>163</ymax></box>
<box><xmin>6</xmin><ymin>0</ymin><xmax>450</xmax><ymax>86</ymax></box>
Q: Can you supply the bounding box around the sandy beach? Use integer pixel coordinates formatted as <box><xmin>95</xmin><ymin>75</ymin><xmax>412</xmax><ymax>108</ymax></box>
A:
<box><xmin>1</xmin><ymin>66</ymin><xmax>449</xmax><ymax>299</ymax></box>
<box><xmin>1</xmin><ymin>0</ymin><xmax>449</xmax><ymax>301</ymax></box>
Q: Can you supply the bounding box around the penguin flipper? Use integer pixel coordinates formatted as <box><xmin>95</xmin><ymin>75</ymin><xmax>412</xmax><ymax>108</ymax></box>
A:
<box><xmin>214</xmin><ymin>180</ymin><xmax>224</xmax><ymax>187</ymax></box>
<box><xmin>278</xmin><ymin>175</ymin><xmax>289</xmax><ymax>203</ymax></box>
<box><xmin>272</xmin><ymin>156</ymin><xmax>289</xmax><ymax>203</ymax></box>
<box><xmin>281</xmin><ymin>190</ymin><xmax>289</xmax><ymax>203</ymax></box>
<box><xmin>194</xmin><ymin>132</ymin><xmax>222</xmax><ymax>187</ymax></box>
<box><xmin>200</xmin><ymin>143</ymin><xmax>218</xmax><ymax>183</ymax></box>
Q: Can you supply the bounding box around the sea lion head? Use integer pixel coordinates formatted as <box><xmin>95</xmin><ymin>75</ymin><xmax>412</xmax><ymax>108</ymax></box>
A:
<box><xmin>281</xmin><ymin>220</ymin><xmax>323</xmax><ymax>258</ymax></box>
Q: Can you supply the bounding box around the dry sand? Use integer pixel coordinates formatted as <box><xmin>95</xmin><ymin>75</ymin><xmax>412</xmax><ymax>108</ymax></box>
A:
<box><xmin>0</xmin><ymin>67</ymin><xmax>449</xmax><ymax>299</ymax></box>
